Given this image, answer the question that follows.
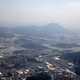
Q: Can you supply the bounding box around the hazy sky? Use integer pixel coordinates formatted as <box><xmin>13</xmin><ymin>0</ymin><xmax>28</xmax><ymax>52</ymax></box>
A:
<box><xmin>0</xmin><ymin>0</ymin><xmax>80</xmax><ymax>29</ymax></box>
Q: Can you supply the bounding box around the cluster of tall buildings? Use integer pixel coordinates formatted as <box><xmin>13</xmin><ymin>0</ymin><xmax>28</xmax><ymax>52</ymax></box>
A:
<box><xmin>0</xmin><ymin>63</ymin><xmax>80</xmax><ymax>80</ymax></box>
